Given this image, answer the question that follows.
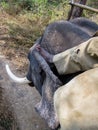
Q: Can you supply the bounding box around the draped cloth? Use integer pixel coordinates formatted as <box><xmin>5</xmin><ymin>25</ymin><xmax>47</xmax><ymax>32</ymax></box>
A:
<box><xmin>53</xmin><ymin>35</ymin><xmax>98</xmax><ymax>75</ymax></box>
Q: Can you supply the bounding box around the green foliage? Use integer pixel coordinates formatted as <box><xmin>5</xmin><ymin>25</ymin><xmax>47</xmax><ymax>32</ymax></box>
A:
<box><xmin>0</xmin><ymin>0</ymin><xmax>69</xmax><ymax>22</ymax></box>
<box><xmin>0</xmin><ymin>0</ymin><xmax>69</xmax><ymax>12</ymax></box>
<box><xmin>0</xmin><ymin>1</ymin><xmax>9</xmax><ymax>9</ymax></box>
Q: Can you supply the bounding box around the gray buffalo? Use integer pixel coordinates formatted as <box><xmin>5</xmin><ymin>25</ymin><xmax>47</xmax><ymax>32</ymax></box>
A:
<box><xmin>6</xmin><ymin>17</ymin><xmax>98</xmax><ymax>129</ymax></box>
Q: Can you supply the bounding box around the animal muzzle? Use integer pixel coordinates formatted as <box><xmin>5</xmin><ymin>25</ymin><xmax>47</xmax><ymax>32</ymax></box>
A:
<box><xmin>5</xmin><ymin>64</ymin><xmax>31</xmax><ymax>84</ymax></box>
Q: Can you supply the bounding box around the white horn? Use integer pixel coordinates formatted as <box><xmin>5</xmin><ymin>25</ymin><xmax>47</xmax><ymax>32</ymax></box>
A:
<box><xmin>5</xmin><ymin>64</ymin><xmax>31</xmax><ymax>84</ymax></box>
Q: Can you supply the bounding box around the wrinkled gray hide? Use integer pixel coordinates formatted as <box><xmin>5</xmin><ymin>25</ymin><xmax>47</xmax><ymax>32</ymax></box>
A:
<box><xmin>0</xmin><ymin>57</ymin><xmax>51</xmax><ymax>130</ymax></box>
<box><xmin>26</xmin><ymin>18</ymin><xmax>98</xmax><ymax>129</ymax></box>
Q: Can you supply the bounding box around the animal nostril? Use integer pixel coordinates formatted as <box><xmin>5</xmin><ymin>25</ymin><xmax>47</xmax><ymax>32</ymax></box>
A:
<box><xmin>76</xmin><ymin>49</ymin><xmax>80</xmax><ymax>54</ymax></box>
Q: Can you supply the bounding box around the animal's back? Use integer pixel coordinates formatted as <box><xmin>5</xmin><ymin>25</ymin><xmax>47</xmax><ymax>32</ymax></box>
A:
<box><xmin>54</xmin><ymin>68</ymin><xmax>98</xmax><ymax>130</ymax></box>
<box><xmin>70</xmin><ymin>17</ymin><xmax>98</xmax><ymax>36</ymax></box>
<box><xmin>40</xmin><ymin>20</ymin><xmax>91</xmax><ymax>54</ymax></box>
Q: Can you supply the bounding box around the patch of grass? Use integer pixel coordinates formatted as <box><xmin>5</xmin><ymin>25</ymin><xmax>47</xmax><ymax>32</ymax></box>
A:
<box><xmin>6</xmin><ymin>13</ymin><xmax>49</xmax><ymax>47</ymax></box>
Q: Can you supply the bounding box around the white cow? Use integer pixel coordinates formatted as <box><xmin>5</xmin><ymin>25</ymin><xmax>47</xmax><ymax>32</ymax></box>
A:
<box><xmin>54</xmin><ymin>67</ymin><xmax>98</xmax><ymax>130</ymax></box>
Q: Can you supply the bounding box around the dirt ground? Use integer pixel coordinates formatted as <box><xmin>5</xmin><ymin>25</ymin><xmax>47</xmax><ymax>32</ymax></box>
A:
<box><xmin>0</xmin><ymin>56</ymin><xmax>51</xmax><ymax>130</ymax></box>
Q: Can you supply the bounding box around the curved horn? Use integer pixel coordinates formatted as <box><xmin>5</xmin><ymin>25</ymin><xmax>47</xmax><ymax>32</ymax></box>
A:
<box><xmin>5</xmin><ymin>64</ymin><xmax>31</xmax><ymax>84</ymax></box>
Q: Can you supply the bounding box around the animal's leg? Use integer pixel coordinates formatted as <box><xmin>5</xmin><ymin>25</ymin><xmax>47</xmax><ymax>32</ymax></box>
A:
<box><xmin>33</xmin><ymin>51</ymin><xmax>62</xmax><ymax>129</ymax></box>
<box><xmin>35</xmin><ymin>74</ymin><xmax>60</xmax><ymax>129</ymax></box>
